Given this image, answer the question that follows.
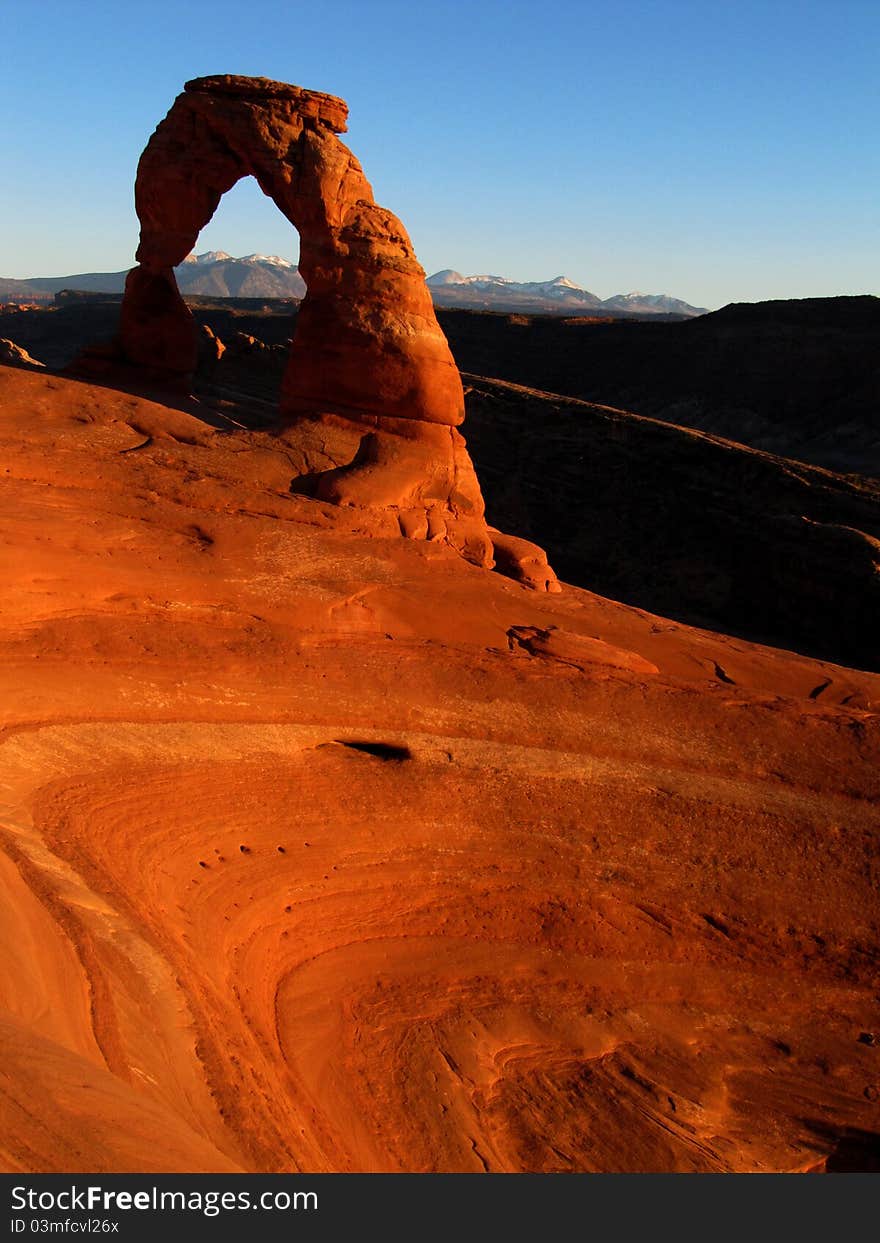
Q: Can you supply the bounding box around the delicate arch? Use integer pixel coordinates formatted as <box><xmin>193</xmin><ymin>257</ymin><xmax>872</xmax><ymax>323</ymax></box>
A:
<box><xmin>120</xmin><ymin>75</ymin><xmax>464</xmax><ymax>426</ymax></box>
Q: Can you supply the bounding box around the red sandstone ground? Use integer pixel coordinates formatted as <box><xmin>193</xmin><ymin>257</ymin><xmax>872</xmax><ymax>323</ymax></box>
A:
<box><xmin>1</xmin><ymin>362</ymin><xmax>879</xmax><ymax>1172</ymax></box>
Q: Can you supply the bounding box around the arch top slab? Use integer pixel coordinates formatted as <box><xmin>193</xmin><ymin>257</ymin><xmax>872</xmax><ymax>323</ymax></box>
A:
<box><xmin>184</xmin><ymin>75</ymin><xmax>349</xmax><ymax>132</ymax></box>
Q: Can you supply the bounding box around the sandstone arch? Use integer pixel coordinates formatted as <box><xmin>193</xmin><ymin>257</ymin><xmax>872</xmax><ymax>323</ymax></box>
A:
<box><xmin>121</xmin><ymin>74</ymin><xmax>462</xmax><ymax>426</ymax></box>
<box><xmin>120</xmin><ymin>76</ymin><xmax>559</xmax><ymax>589</ymax></box>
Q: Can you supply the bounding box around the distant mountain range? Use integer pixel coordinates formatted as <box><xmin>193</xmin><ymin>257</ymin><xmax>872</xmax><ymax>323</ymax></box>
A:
<box><xmin>426</xmin><ymin>270</ymin><xmax>707</xmax><ymax>316</ymax></box>
<box><xmin>0</xmin><ymin>253</ymin><xmax>707</xmax><ymax>317</ymax></box>
<box><xmin>174</xmin><ymin>251</ymin><xmax>307</xmax><ymax>298</ymax></box>
<box><xmin>0</xmin><ymin>252</ymin><xmax>307</xmax><ymax>302</ymax></box>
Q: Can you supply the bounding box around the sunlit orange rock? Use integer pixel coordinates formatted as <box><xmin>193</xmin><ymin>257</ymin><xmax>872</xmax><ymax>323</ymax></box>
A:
<box><xmin>1</xmin><ymin>362</ymin><xmax>878</xmax><ymax>1172</ymax></box>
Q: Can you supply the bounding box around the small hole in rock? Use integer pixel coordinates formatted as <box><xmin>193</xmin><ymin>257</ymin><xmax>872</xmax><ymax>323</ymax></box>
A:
<box><xmin>335</xmin><ymin>739</ymin><xmax>412</xmax><ymax>761</ymax></box>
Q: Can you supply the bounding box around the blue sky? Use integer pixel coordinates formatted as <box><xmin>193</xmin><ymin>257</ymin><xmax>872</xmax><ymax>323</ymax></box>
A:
<box><xmin>2</xmin><ymin>0</ymin><xmax>877</xmax><ymax>308</ymax></box>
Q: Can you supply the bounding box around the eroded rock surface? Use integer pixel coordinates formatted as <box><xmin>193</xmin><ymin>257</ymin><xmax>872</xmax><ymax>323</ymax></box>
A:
<box><xmin>1</xmin><ymin>363</ymin><xmax>878</xmax><ymax>1172</ymax></box>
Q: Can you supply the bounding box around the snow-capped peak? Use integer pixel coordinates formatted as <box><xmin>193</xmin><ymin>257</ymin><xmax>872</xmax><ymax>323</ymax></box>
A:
<box><xmin>240</xmin><ymin>254</ymin><xmax>295</xmax><ymax>268</ymax></box>
<box><xmin>181</xmin><ymin>251</ymin><xmax>295</xmax><ymax>268</ymax></box>
<box><xmin>182</xmin><ymin>251</ymin><xmax>233</xmax><ymax>265</ymax></box>
<box><xmin>426</xmin><ymin>269</ymin><xmax>467</xmax><ymax>286</ymax></box>
<box><xmin>427</xmin><ymin>270</ymin><xmax>588</xmax><ymax>294</ymax></box>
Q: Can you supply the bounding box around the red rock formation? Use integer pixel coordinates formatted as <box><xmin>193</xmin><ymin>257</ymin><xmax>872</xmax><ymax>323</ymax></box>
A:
<box><xmin>119</xmin><ymin>75</ymin><xmax>557</xmax><ymax>589</ymax></box>
<box><xmin>122</xmin><ymin>76</ymin><xmax>458</xmax><ymax>423</ymax></box>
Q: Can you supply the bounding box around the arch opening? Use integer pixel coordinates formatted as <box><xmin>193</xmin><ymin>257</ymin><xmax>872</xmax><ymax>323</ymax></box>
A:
<box><xmin>180</xmin><ymin>177</ymin><xmax>307</xmax><ymax>413</ymax></box>
<box><xmin>190</xmin><ymin>175</ymin><xmax>303</xmax><ymax>282</ymax></box>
